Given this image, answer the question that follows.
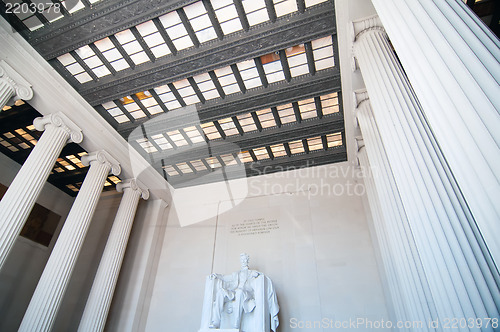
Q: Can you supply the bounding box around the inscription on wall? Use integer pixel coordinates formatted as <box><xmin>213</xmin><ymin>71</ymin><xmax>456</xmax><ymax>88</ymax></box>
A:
<box><xmin>230</xmin><ymin>218</ymin><xmax>280</xmax><ymax>236</ymax></box>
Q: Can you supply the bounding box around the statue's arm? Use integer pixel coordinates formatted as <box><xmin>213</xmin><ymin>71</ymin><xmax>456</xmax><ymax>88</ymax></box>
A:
<box><xmin>209</xmin><ymin>273</ymin><xmax>222</xmax><ymax>280</ymax></box>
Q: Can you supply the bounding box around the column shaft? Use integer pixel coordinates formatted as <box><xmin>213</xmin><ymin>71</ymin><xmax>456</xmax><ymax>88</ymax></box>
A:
<box><xmin>0</xmin><ymin>113</ymin><xmax>82</xmax><ymax>268</ymax></box>
<box><xmin>358</xmin><ymin>147</ymin><xmax>412</xmax><ymax>330</ymax></box>
<box><xmin>357</xmin><ymin>106</ymin><xmax>435</xmax><ymax>330</ymax></box>
<box><xmin>353</xmin><ymin>22</ymin><xmax>499</xmax><ymax>329</ymax></box>
<box><xmin>370</xmin><ymin>0</ymin><xmax>500</xmax><ymax>267</ymax></box>
<box><xmin>19</xmin><ymin>151</ymin><xmax>120</xmax><ymax>332</ymax></box>
<box><xmin>78</xmin><ymin>180</ymin><xmax>148</xmax><ymax>332</ymax></box>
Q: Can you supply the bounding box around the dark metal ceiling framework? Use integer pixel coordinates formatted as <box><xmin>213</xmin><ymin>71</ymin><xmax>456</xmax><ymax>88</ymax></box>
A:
<box><xmin>1</xmin><ymin>0</ymin><xmax>345</xmax><ymax>189</ymax></box>
<box><xmin>0</xmin><ymin>103</ymin><xmax>121</xmax><ymax>196</ymax></box>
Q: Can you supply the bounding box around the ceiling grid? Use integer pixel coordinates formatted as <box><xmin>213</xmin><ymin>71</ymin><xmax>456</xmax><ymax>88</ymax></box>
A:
<box><xmin>1</xmin><ymin>0</ymin><xmax>346</xmax><ymax>188</ymax></box>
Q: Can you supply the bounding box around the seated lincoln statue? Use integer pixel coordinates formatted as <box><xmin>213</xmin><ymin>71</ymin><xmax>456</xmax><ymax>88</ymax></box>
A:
<box><xmin>199</xmin><ymin>253</ymin><xmax>279</xmax><ymax>332</ymax></box>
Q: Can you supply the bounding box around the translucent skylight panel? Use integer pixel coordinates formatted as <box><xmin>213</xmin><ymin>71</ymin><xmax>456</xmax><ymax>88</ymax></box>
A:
<box><xmin>219</xmin><ymin>118</ymin><xmax>239</xmax><ymax>137</ymax></box>
<box><xmin>277</xmin><ymin>103</ymin><xmax>296</xmax><ymax>124</ymax></box>
<box><xmin>191</xmin><ymin>160</ymin><xmax>207</xmax><ymax>171</ymax></box>
<box><xmin>66</xmin><ymin>184</ymin><xmax>79</xmax><ymax>192</ymax></box>
<box><xmin>270</xmin><ymin>143</ymin><xmax>287</xmax><ymax>157</ymax></box>
<box><xmin>214</xmin><ymin>66</ymin><xmax>240</xmax><ymax>95</ymax></box>
<box><xmin>327</xmin><ymin>133</ymin><xmax>342</xmax><ymax>147</ymax></box>
<box><xmin>75</xmin><ymin>45</ymin><xmax>111</xmax><ymax>78</ymax></box>
<box><xmin>137</xmin><ymin>20</ymin><xmax>171</xmax><ymax>58</ymax></box>
<box><xmin>140</xmin><ymin>94</ymin><xmax>164</xmax><ymax>115</ymax></box>
<box><xmin>176</xmin><ymin>162</ymin><xmax>193</xmax><ymax>174</ymax></box>
<box><xmin>239</xmin><ymin>151</ymin><xmax>254</xmax><ymax>163</ymax></box>
<box><xmin>154</xmin><ymin>85</ymin><xmax>183</xmax><ymax>110</ymax></box>
<box><xmin>136</xmin><ymin>138</ymin><xmax>158</xmax><ymax>153</ymax></box>
<box><xmin>305</xmin><ymin>0</ymin><xmax>329</xmax><ymax>7</ymax></box>
<box><xmin>184</xmin><ymin>126</ymin><xmax>205</xmax><ymax>144</ymax></box>
<box><xmin>321</xmin><ymin>93</ymin><xmax>339</xmax><ymax>115</ymax></box>
<box><xmin>58</xmin><ymin>53</ymin><xmax>76</xmax><ymax>66</ymax></box>
<box><xmin>288</xmin><ymin>140</ymin><xmax>305</xmax><ymax>154</ymax></box>
<box><xmin>193</xmin><ymin>73</ymin><xmax>220</xmax><ymax>100</ymax></box>
<box><xmin>201</xmin><ymin>122</ymin><xmax>222</xmax><ymax>140</ymax></box>
<box><xmin>312</xmin><ymin>36</ymin><xmax>335</xmax><ymax>70</ymax></box>
<box><xmin>66</xmin><ymin>154</ymin><xmax>85</xmax><ymax>168</ymax></box>
<box><xmin>273</xmin><ymin>0</ymin><xmax>298</xmax><ymax>17</ymax></box>
<box><xmin>164</xmin><ymin>165</ymin><xmax>179</xmax><ymax>176</ymax></box>
<box><xmin>42</xmin><ymin>4</ymin><xmax>64</xmax><ymax>23</ymax></box>
<box><xmin>236</xmin><ymin>60</ymin><xmax>262</xmax><ymax>89</ymax></box>
<box><xmin>57</xmin><ymin>53</ymin><xmax>92</xmax><ymax>83</ymax></box>
<box><xmin>242</xmin><ymin>0</ymin><xmax>269</xmax><ymax>26</ymax></box>
<box><xmin>108</xmin><ymin>176</ymin><xmax>122</xmax><ymax>184</ymax></box>
<box><xmin>173</xmin><ymin>79</ymin><xmax>200</xmax><ymax>105</ymax></box>
<box><xmin>184</xmin><ymin>1</ymin><xmax>218</xmax><ymax>43</ymax></box>
<box><xmin>167</xmin><ymin>129</ymin><xmax>189</xmax><ymax>147</ymax></box>
<box><xmin>252</xmin><ymin>147</ymin><xmax>269</xmax><ymax>160</ymax></box>
<box><xmin>236</xmin><ymin>113</ymin><xmax>257</xmax><ymax>132</ymax></box>
<box><xmin>151</xmin><ymin>134</ymin><xmax>173</xmax><ymax>150</ymax></box>
<box><xmin>101</xmin><ymin>101</ymin><xmax>129</xmax><ymax>123</ymax></box>
<box><xmin>205</xmin><ymin>156</ymin><xmax>222</xmax><ymax>169</ymax></box>
<box><xmin>18</xmin><ymin>142</ymin><xmax>30</xmax><ymax>150</ymax></box>
<box><xmin>262</xmin><ymin>59</ymin><xmax>285</xmax><ymax>84</ymax></box>
<box><xmin>115</xmin><ymin>29</ymin><xmax>149</xmax><ymax>65</ymax></box>
<box><xmin>121</xmin><ymin>98</ymin><xmax>147</xmax><ymax>119</ymax></box>
<box><xmin>63</xmin><ymin>0</ymin><xmax>85</xmax><ymax>13</ymax></box>
<box><xmin>23</xmin><ymin>15</ymin><xmax>44</xmax><ymax>31</ymax></box>
<box><xmin>159</xmin><ymin>11</ymin><xmax>194</xmax><ymax>51</ymax></box>
<box><xmin>298</xmin><ymin>98</ymin><xmax>317</xmax><ymax>120</ymax></box>
<box><xmin>212</xmin><ymin>0</ymin><xmax>243</xmax><ymax>35</ymax></box>
<box><xmin>15</xmin><ymin>128</ymin><xmax>37</xmax><ymax>145</ymax></box>
<box><xmin>52</xmin><ymin>167</ymin><xmax>63</xmax><ymax>174</ymax></box>
<box><xmin>286</xmin><ymin>45</ymin><xmax>309</xmax><ymax>77</ymax></box>
<box><xmin>256</xmin><ymin>109</ymin><xmax>276</xmax><ymax>129</ymax></box>
<box><xmin>220</xmin><ymin>154</ymin><xmax>238</xmax><ymax>166</ymax></box>
<box><xmin>307</xmin><ymin>136</ymin><xmax>323</xmax><ymax>151</ymax></box>
<box><xmin>95</xmin><ymin>38</ymin><xmax>131</xmax><ymax>72</ymax></box>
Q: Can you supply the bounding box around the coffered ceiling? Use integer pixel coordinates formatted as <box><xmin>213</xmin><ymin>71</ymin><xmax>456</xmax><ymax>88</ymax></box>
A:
<box><xmin>1</xmin><ymin>0</ymin><xmax>346</xmax><ymax>190</ymax></box>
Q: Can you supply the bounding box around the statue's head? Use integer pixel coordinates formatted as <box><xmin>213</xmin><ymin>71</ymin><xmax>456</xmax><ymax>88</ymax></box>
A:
<box><xmin>240</xmin><ymin>253</ymin><xmax>250</xmax><ymax>268</ymax></box>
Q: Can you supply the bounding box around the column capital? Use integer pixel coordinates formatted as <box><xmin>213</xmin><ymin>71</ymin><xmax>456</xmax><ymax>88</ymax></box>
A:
<box><xmin>352</xmin><ymin>15</ymin><xmax>384</xmax><ymax>42</ymax></box>
<box><xmin>0</xmin><ymin>60</ymin><xmax>33</xmax><ymax>103</ymax></box>
<box><xmin>33</xmin><ymin>112</ymin><xmax>83</xmax><ymax>144</ymax></box>
<box><xmin>117</xmin><ymin>179</ymin><xmax>149</xmax><ymax>200</ymax></box>
<box><xmin>82</xmin><ymin>150</ymin><xmax>121</xmax><ymax>176</ymax></box>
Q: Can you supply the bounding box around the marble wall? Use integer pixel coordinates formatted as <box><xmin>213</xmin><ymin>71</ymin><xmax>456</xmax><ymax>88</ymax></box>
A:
<box><xmin>125</xmin><ymin>162</ymin><xmax>390</xmax><ymax>331</ymax></box>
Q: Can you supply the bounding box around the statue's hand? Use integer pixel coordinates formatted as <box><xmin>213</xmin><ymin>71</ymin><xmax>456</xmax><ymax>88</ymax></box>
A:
<box><xmin>251</xmin><ymin>271</ymin><xmax>260</xmax><ymax>278</ymax></box>
<box><xmin>209</xmin><ymin>273</ymin><xmax>219</xmax><ymax>280</ymax></box>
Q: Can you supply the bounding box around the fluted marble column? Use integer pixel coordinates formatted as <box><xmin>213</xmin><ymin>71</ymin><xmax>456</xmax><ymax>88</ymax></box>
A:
<box><xmin>78</xmin><ymin>179</ymin><xmax>149</xmax><ymax>332</ymax></box>
<box><xmin>19</xmin><ymin>151</ymin><xmax>120</xmax><ymax>332</ymax></box>
<box><xmin>370</xmin><ymin>0</ymin><xmax>500</xmax><ymax>268</ymax></box>
<box><xmin>0</xmin><ymin>60</ymin><xmax>33</xmax><ymax>110</ymax></box>
<box><xmin>355</xmin><ymin>94</ymin><xmax>435</xmax><ymax>330</ymax></box>
<box><xmin>356</xmin><ymin>141</ymin><xmax>409</xmax><ymax>329</ymax></box>
<box><xmin>0</xmin><ymin>113</ymin><xmax>82</xmax><ymax>269</ymax></box>
<box><xmin>353</xmin><ymin>17</ymin><xmax>499</xmax><ymax>329</ymax></box>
